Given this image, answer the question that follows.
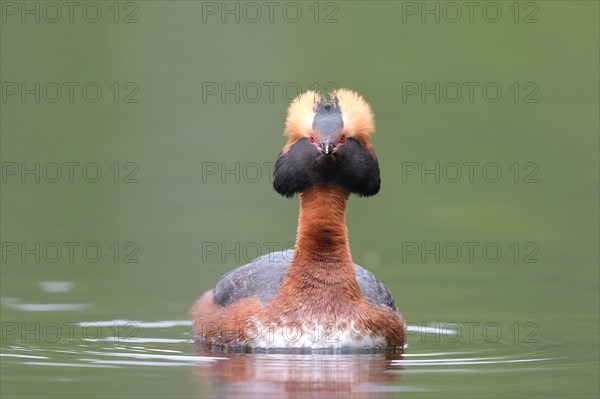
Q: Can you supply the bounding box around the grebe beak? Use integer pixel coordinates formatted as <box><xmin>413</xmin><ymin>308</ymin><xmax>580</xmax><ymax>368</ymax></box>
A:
<box><xmin>319</xmin><ymin>141</ymin><xmax>335</xmax><ymax>155</ymax></box>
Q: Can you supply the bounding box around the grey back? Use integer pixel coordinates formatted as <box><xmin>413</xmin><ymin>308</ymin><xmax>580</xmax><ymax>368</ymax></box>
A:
<box><xmin>212</xmin><ymin>250</ymin><xmax>397</xmax><ymax>311</ymax></box>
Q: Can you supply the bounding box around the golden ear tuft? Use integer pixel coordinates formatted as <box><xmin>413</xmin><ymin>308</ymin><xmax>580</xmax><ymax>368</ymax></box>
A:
<box><xmin>283</xmin><ymin>90</ymin><xmax>318</xmax><ymax>152</ymax></box>
<box><xmin>329</xmin><ymin>89</ymin><xmax>375</xmax><ymax>144</ymax></box>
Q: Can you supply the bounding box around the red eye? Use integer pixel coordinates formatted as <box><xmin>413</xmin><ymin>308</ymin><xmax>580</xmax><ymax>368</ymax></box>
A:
<box><xmin>309</xmin><ymin>136</ymin><xmax>315</xmax><ymax>143</ymax></box>
<box><xmin>340</xmin><ymin>135</ymin><xmax>346</xmax><ymax>144</ymax></box>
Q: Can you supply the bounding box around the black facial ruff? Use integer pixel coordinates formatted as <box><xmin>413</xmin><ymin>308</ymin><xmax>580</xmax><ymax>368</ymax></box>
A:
<box><xmin>273</xmin><ymin>138</ymin><xmax>381</xmax><ymax>197</ymax></box>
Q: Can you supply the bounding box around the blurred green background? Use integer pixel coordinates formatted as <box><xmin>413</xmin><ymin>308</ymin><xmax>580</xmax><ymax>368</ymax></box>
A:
<box><xmin>1</xmin><ymin>1</ymin><xmax>598</xmax><ymax>398</ymax></box>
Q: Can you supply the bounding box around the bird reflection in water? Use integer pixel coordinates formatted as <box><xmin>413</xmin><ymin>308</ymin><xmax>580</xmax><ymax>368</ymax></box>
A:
<box><xmin>192</xmin><ymin>348</ymin><xmax>405</xmax><ymax>399</ymax></box>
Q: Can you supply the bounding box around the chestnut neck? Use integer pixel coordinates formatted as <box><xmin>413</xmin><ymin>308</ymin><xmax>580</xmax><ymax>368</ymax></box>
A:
<box><xmin>282</xmin><ymin>186</ymin><xmax>362</xmax><ymax>300</ymax></box>
<box><xmin>294</xmin><ymin>186</ymin><xmax>352</xmax><ymax>264</ymax></box>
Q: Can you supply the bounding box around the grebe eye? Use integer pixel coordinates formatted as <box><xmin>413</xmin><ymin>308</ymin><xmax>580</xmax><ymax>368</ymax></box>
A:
<box><xmin>309</xmin><ymin>136</ymin><xmax>315</xmax><ymax>143</ymax></box>
<box><xmin>340</xmin><ymin>135</ymin><xmax>346</xmax><ymax>144</ymax></box>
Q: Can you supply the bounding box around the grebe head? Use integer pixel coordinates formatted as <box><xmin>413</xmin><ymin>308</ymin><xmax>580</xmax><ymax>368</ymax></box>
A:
<box><xmin>273</xmin><ymin>89</ymin><xmax>380</xmax><ymax>198</ymax></box>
